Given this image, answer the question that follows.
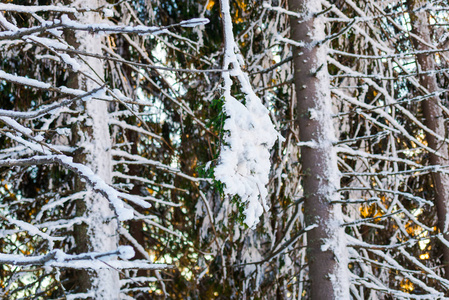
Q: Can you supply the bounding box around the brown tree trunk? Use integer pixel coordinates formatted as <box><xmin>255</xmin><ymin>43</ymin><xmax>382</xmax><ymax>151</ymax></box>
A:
<box><xmin>289</xmin><ymin>0</ymin><xmax>349</xmax><ymax>298</ymax></box>
<box><xmin>408</xmin><ymin>0</ymin><xmax>449</xmax><ymax>278</ymax></box>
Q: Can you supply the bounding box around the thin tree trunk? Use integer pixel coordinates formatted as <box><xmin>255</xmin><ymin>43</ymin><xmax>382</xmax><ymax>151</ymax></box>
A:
<box><xmin>408</xmin><ymin>0</ymin><xmax>449</xmax><ymax>279</ymax></box>
<box><xmin>66</xmin><ymin>0</ymin><xmax>120</xmax><ymax>297</ymax></box>
<box><xmin>288</xmin><ymin>0</ymin><xmax>349</xmax><ymax>298</ymax></box>
<box><xmin>127</xmin><ymin>129</ymin><xmax>153</xmax><ymax>300</ymax></box>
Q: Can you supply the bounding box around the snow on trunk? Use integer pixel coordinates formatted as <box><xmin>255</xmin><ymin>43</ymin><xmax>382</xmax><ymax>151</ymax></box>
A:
<box><xmin>288</xmin><ymin>0</ymin><xmax>350</xmax><ymax>298</ymax></box>
<box><xmin>68</xmin><ymin>0</ymin><xmax>120</xmax><ymax>297</ymax></box>
<box><xmin>215</xmin><ymin>0</ymin><xmax>279</xmax><ymax>228</ymax></box>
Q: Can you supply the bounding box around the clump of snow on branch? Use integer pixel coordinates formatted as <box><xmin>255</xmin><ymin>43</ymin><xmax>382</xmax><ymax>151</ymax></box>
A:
<box><xmin>214</xmin><ymin>0</ymin><xmax>279</xmax><ymax>228</ymax></box>
<box><xmin>179</xmin><ymin>18</ymin><xmax>210</xmax><ymax>28</ymax></box>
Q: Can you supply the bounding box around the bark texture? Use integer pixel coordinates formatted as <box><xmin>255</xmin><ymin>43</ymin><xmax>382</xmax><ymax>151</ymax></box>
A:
<box><xmin>289</xmin><ymin>0</ymin><xmax>349</xmax><ymax>298</ymax></box>
<box><xmin>408</xmin><ymin>0</ymin><xmax>449</xmax><ymax>279</ymax></box>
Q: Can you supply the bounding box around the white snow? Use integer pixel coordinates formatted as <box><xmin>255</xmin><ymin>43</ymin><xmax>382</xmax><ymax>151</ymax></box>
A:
<box><xmin>303</xmin><ymin>4</ymin><xmax>350</xmax><ymax>298</ymax></box>
<box><xmin>179</xmin><ymin>18</ymin><xmax>210</xmax><ymax>28</ymax></box>
<box><xmin>0</xmin><ymin>3</ymin><xmax>77</xmax><ymax>13</ymax></box>
<box><xmin>214</xmin><ymin>0</ymin><xmax>280</xmax><ymax>228</ymax></box>
<box><xmin>103</xmin><ymin>8</ymin><xmax>114</xmax><ymax>18</ymax></box>
<box><xmin>59</xmin><ymin>14</ymin><xmax>170</xmax><ymax>36</ymax></box>
<box><xmin>118</xmin><ymin>245</ymin><xmax>135</xmax><ymax>260</ymax></box>
<box><xmin>0</xmin><ymin>70</ymin><xmax>51</xmax><ymax>89</ymax></box>
<box><xmin>59</xmin><ymin>53</ymin><xmax>81</xmax><ymax>71</ymax></box>
<box><xmin>68</xmin><ymin>2</ymin><xmax>121</xmax><ymax>298</ymax></box>
<box><xmin>0</xmin><ymin>116</ymin><xmax>33</xmax><ymax>136</ymax></box>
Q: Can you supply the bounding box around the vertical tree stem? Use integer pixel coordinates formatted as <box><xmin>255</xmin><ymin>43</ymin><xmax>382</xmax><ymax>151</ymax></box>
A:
<box><xmin>408</xmin><ymin>0</ymin><xmax>449</xmax><ymax>280</ymax></box>
<box><xmin>289</xmin><ymin>0</ymin><xmax>349</xmax><ymax>298</ymax></box>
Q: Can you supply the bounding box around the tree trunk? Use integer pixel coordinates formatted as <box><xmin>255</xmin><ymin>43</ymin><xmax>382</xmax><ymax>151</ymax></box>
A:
<box><xmin>408</xmin><ymin>0</ymin><xmax>449</xmax><ymax>279</ymax></box>
<box><xmin>66</xmin><ymin>0</ymin><xmax>120</xmax><ymax>298</ymax></box>
<box><xmin>288</xmin><ymin>0</ymin><xmax>349</xmax><ymax>298</ymax></box>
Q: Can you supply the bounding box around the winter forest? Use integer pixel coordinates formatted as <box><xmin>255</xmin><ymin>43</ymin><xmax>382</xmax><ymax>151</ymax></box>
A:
<box><xmin>1</xmin><ymin>0</ymin><xmax>449</xmax><ymax>299</ymax></box>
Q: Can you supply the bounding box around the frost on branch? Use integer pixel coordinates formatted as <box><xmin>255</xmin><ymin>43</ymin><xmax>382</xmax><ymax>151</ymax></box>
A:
<box><xmin>214</xmin><ymin>0</ymin><xmax>279</xmax><ymax>228</ymax></box>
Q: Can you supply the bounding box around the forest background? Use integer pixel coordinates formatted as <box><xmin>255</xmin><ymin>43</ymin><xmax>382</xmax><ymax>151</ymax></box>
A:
<box><xmin>1</xmin><ymin>0</ymin><xmax>449</xmax><ymax>299</ymax></box>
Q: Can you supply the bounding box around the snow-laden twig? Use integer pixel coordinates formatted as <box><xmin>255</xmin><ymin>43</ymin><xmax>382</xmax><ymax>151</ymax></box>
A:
<box><xmin>0</xmin><ymin>85</ymin><xmax>105</xmax><ymax>119</ymax></box>
<box><xmin>338</xmin><ymin>186</ymin><xmax>433</xmax><ymax>206</ymax></box>
<box><xmin>342</xmin><ymin>210</ymin><xmax>404</xmax><ymax>227</ymax></box>
<box><xmin>330</xmin><ymin>48</ymin><xmax>449</xmax><ymax>60</ymax></box>
<box><xmin>347</xmin><ymin>235</ymin><xmax>416</xmax><ymax>250</ymax></box>
<box><xmin>112</xmin><ymin>172</ymin><xmax>185</xmax><ymax>192</ymax></box>
<box><xmin>0</xmin><ymin>3</ymin><xmax>78</xmax><ymax>13</ymax></box>
<box><xmin>0</xmin><ymin>246</ymin><xmax>129</xmax><ymax>266</ymax></box>
<box><xmin>111</xmin><ymin>149</ymin><xmax>207</xmax><ymax>182</ymax></box>
<box><xmin>36</xmin><ymin>192</ymin><xmax>86</xmax><ymax>221</ymax></box>
<box><xmin>368</xmin><ymin>248</ymin><xmax>444</xmax><ymax>295</ymax></box>
<box><xmin>336</xmin><ymin>145</ymin><xmax>423</xmax><ymax>168</ymax></box>
<box><xmin>332</xmin><ymin>88</ymin><xmax>447</xmax><ymax>157</ymax></box>
<box><xmin>109</xmin><ymin>119</ymin><xmax>162</xmax><ymax>140</ymax></box>
<box><xmin>0</xmin><ymin>246</ymin><xmax>171</xmax><ymax>270</ymax></box>
<box><xmin>0</xmin><ymin>155</ymin><xmax>134</xmax><ymax>220</ymax></box>
<box><xmin>47</xmin><ymin>45</ymin><xmax>228</xmax><ymax>73</ymax></box>
<box><xmin>0</xmin><ymin>215</ymin><xmax>63</xmax><ymax>246</ymax></box>
<box><xmin>0</xmin><ymin>14</ymin><xmax>209</xmax><ymax>41</ymax></box>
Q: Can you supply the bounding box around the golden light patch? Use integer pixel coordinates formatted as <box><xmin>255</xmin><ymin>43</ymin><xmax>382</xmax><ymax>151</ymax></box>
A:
<box><xmin>419</xmin><ymin>253</ymin><xmax>430</xmax><ymax>260</ymax></box>
<box><xmin>400</xmin><ymin>278</ymin><xmax>414</xmax><ymax>292</ymax></box>
<box><xmin>360</xmin><ymin>203</ymin><xmax>376</xmax><ymax>218</ymax></box>
<box><xmin>206</xmin><ymin>0</ymin><xmax>215</xmax><ymax>10</ymax></box>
